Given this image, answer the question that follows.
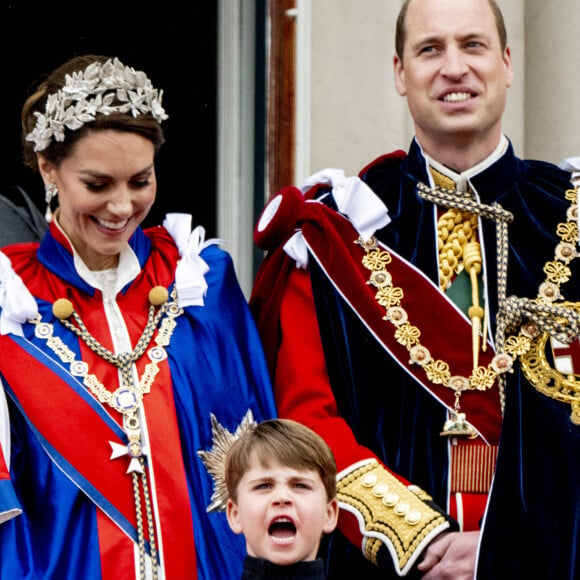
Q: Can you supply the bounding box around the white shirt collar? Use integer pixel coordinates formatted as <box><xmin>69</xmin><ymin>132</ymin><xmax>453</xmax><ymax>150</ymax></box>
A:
<box><xmin>54</xmin><ymin>217</ymin><xmax>141</xmax><ymax>294</ymax></box>
<box><xmin>422</xmin><ymin>135</ymin><xmax>509</xmax><ymax>191</ymax></box>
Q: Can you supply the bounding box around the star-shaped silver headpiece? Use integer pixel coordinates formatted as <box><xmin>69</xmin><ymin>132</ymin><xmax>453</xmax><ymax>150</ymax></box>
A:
<box><xmin>197</xmin><ymin>409</ymin><xmax>257</xmax><ymax>513</ymax></box>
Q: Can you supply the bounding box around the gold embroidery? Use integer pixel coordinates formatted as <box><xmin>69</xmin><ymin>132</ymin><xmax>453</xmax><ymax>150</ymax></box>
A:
<box><xmin>337</xmin><ymin>462</ymin><xmax>447</xmax><ymax>569</ymax></box>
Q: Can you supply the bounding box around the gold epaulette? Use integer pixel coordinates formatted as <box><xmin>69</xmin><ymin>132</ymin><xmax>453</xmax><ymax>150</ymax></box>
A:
<box><xmin>336</xmin><ymin>461</ymin><xmax>449</xmax><ymax>571</ymax></box>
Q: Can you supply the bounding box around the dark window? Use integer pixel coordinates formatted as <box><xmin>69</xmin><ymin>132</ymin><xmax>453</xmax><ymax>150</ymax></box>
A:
<box><xmin>2</xmin><ymin>4</ymin><xmax>217</xmax><ymax>235</ymax></box>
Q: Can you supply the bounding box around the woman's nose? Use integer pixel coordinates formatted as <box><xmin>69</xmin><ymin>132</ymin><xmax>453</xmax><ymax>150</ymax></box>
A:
<box><xmin>107</xmin><ymin>188</ymin><xmax>133</xmax><ymax>215</ymax></box>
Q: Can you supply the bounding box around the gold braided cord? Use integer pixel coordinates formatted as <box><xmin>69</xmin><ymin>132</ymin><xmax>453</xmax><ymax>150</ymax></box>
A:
<box><xmin>437</xmin><ymin>208</ymin><xmax>478</xmax><ymax>291</ymax></box>
<box><xmin>140</xmin><ymin>458</ymin><xmax>159</xmax><ymax>580</ymax></box>
<box><xmin>61</xmin><ymin>302</ymin><xmax>164</xmax><ymax>391</ymax></box>
<box><xmin>416</xmin><ymin>182</ymin><xmax>514</xmax><ymax>223</ymax></box>
<box><xmin>431</xmin><ymin>169</ymin><xmax>488</xmax><ymax>371</ymax></box>
<box><xmin>133</xmin><ymin>470</ymin><xmax>147</xmax><ymax>578</ymax></box>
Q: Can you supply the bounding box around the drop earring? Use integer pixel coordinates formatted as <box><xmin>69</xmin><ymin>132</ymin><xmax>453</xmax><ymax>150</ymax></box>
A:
<box><xmin>45</xmin><ymin>183</ymin><xmax>58</xmax><ymax>223</ymax></box>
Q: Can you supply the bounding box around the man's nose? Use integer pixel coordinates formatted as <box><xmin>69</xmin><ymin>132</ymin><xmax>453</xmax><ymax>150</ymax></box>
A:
<box><xmin>441</xmin><ymin>47</ymin><xmax>469</xmax><ymax>78</ymax></box>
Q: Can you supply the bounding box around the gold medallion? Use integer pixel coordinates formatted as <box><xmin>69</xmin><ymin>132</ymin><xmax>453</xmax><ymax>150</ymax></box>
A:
<box><xmin>519</xmin><ymin>301</ymin><xmax>580</xmax><ymax>424</ymax></box>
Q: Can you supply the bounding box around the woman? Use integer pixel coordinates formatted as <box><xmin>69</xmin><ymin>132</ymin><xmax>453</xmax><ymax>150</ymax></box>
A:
<box><xmin>0</xmin><ymin>55</ymin><xmax>277</xmax><ymax>579</ymax></box>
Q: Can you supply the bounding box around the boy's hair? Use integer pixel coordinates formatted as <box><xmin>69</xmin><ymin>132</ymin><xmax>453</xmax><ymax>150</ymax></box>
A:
<box><xmin>225</xmin><ymin>418</ymin><xmax>337</xmax><ymax>503</ymax></box>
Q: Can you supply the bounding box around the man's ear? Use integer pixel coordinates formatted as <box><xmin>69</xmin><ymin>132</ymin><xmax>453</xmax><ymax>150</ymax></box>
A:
<box><xmin>393</xmin><ymin>54</ymin><xmax>407</xmax><ymax>97</ymax></box>
<box><xmin>226</xmin><ymin>498</ymin><xmax>243</xmax><ymax>535</ymax></box>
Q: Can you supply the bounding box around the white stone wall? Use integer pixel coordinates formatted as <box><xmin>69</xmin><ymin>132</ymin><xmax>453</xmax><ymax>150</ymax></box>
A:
<box><xmin>524</xmin><ymin>0</ymin><xmax>580</xmax><ymax>163</ymax></box>
<box><xmin>303</xmin><ymin>0</ymin><xmax>578</xmax><ymax>178</ymax></box>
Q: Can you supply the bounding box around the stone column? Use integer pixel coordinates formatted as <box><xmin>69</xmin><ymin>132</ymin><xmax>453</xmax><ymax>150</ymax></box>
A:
<box><xmin>524</xmin><ymin>0</ymin><xmax>580</xmax><ymax>163</ymax></box>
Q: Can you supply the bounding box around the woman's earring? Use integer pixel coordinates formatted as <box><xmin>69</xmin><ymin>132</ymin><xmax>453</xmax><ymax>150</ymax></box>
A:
<box><xmin>44</xmin><ymin>183</ymin><xmax>58</xmax><ymax>223</ymax></box>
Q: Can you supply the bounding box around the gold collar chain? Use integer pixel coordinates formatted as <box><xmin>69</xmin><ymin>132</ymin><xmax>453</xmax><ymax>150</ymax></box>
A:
<box><xmin>515</xmin><ymin>187</ymin><xmax>580</xmax><ymax>423</ymax></box>
<box><xmin>359</xmin><ymin>182</ymin><xmax>580</xmax><ymax>435</ymax></box>
<box><xmin>32</xmin><ymin>286</ymin><xmax>182</xmax><ymax>423</ymax></box>
<box><xmin>30</xmin><ymin>285</ymin><xmax>182</xmax><ymax>579</ymax></box>
<box><xmin>357</xmin><ymin>235</ymin><xmax>512</xmax><ymax>438</ymax></box>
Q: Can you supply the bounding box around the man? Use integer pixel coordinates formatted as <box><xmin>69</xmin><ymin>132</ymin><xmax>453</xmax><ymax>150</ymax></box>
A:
<box><xmin>251</xmin><ymin>0</ymin><xmax>580</xmax><ymax>577</ymax></box>
<box><xmin>0</xmin><ymin>186</ymin><xmax>46</xmax><ymax>247</ymax></box>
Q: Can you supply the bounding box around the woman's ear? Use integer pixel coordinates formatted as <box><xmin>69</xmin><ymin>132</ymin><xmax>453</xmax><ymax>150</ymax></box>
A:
<box><xmin>36</xmin><ymin>154</ymin><xmax>56</xmax><ymax>185</ymax></box>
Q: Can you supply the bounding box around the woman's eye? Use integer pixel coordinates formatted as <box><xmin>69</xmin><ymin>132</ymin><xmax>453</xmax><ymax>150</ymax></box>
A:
<box><xmin>132</xmin><ymin>179</ymin><xmax>151</xmax><ymax>188</ymax></box>
<box><xmin>85</xmin><ymin>182</ymin><xmax>107</xmax><ymax>192</ymax></box>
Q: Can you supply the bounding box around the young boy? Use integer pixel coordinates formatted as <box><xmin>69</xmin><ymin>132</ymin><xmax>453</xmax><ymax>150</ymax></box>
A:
<box><xmin>225</xmin><ymin>418</ymin><xmax>339</xmax><ymax>579</ymax></box>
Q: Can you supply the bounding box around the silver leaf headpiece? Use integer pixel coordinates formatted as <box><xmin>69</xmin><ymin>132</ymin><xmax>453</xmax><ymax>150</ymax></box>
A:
<box><xmin>26</xmin><ymin>57</ymin><xmax>169</xmax><ymax>152</ymax></box>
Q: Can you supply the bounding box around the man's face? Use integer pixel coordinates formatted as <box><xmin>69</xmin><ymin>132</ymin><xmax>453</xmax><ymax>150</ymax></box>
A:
<box><xmin>393</xmin><ymin>0</ymin><xmax>513</xmax><ymax>159</ymax></box>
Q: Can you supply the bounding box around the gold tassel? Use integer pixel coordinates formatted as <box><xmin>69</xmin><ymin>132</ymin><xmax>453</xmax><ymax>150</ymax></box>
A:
<box><xmin>464</xmin><ymin>241</ymin><xmax>484</xmax><ymax>369</ymax></box>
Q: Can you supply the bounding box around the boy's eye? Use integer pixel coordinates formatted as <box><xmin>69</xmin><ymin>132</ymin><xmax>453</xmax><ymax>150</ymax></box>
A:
<box><xmin>293</xmin><ymin>481</ymin><xmax>312</xmax><ymax>490</ymax></box>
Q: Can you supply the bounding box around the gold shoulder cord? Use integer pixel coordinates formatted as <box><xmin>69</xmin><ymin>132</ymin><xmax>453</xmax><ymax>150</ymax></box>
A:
<box><xmin>434</xmin><ymin>169</ymin><xmax>487</xmax><ymax>370</ymax></box>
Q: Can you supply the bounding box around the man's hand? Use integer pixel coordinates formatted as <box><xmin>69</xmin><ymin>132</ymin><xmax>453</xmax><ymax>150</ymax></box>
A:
<box><xmin>416</xmin><ymin>530</ymin><xmax>479</xmax><ymax>579</ymax></box>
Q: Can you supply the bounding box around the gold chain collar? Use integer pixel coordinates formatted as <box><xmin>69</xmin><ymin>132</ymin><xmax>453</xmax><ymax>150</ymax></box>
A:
<box><xmin>516</xmin><ymin>187</ymin><xmax>580</xmax><ymax>424</ymax></box>
<box><xmin>357</xmin><ymin>235</ymin><xmax>512</xmax><ymax>438</ymax></box>
<box><xmin>29</xmin><ymin>285</ymin><xmax>182</xmax><ymax>579</ymax></box>
<box><xmin>32</xmin><ymin>286</ymin><xmax>182</xmax><ymax>421</ymax></box>
<box><xmin>358</xmin><ymin>183</ymin><xmax>580</xmax><ymax>435</ymax></box>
